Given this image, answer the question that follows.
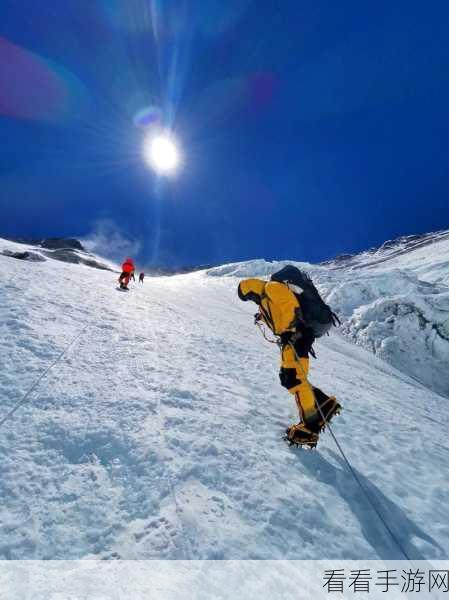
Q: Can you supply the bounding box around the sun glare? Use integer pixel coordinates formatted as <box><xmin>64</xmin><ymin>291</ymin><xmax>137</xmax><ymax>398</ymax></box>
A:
<box><xmin>143</xmin><ymin>134</ymin><xmax>180</xmax><ymax>175</ymax></box>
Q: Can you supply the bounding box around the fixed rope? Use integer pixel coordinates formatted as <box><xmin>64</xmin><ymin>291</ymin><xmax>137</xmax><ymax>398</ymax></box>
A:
<box><xmin>0</xmin><ymin>322</ymin><xmax>89</xmax><ymax>430</ymax></box>
<box><xmin>290</xmin><ymin>341</ymin><xmax>412</xmax><ymax>562</ymax></box>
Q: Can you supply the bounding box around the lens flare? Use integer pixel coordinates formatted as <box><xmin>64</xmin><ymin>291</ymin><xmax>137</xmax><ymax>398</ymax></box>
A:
<box><xmin>0</xmin><ymin>36</ymin><xmax>89</xmax><ymax>122</ymax></box>
<box><xmin>143</xmin><ymin>134</ymin><xmax>180</xmax><ymax>175</ymax></box>
<box><xmin>133</xmin><ymin>105</ymin><xmax>162</xmax><ymax>129</ymax></box>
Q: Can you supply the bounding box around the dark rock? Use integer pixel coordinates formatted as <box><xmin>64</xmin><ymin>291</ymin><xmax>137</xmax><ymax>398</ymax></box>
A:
<box><xmin>81</xmin><ymin>258</ymin><xmax>112</xmax><ymax>271</ymax></box>
<box><xmin>42</xmin><ymin>249</ymin><xmax>81</xmax><ymax>264</ymax></box>
<box><xmin>1</xmin><ymin>249</ymin><xmax>46</xmax><ymax>262</ymax></box>
<box><xmin>39</xmin><ymin>238</ymin><xmax>85</xmax><ymax>251</ymax></box>
<box><xmin>2</xmin><ymin>236</ymin><xmax>41</xmax><ymax>246</ymax></box>
<box><xmin>41</xmin><ymin>249</ymin><xmax>112</xmax><ymax>271</ymax></box>
<box><xmin>320</xmin><ymin>253</ymin><xmax>354</xmax><ymax>267</ymax></box>
<box><xmin>3</xmin><ymin>236</ymin><xmax>85</xmax><ymax>251</ymax></box>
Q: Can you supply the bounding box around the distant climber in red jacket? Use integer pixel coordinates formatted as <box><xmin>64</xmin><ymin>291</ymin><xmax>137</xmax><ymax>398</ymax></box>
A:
<box><xmin>118</xmin><ymin>258</ymin><xmax>135</xmax><ymax>290</ymax></box>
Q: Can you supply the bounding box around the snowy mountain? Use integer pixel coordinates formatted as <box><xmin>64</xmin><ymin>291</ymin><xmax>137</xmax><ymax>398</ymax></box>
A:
<box><xmin>1</xmin><ymin>233</ymin><xmax>449</xmax><ymax>562</ymax></box>
<box><xmin>321</xmin><ymin>230</ymin><xmax>449</xmax><ymax>278</ymax></box>
<box><xmin>1</xmin><ymin>237</ymin><xmax>115</xmax><ymax>271</ymax></box>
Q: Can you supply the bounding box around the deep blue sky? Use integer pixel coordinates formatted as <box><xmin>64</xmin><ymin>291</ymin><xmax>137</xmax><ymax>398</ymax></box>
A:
<box><xmin>1</xmin><ymin>1</ymin><xmax>449</xmax><ymax>266</ymax></box>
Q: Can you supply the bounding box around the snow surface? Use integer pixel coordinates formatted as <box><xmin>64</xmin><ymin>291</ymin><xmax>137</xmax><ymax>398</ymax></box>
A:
<box><xmin>1</xmin><ymin>236</ymin><xmax>449</xmax><ymax>561</ymax></box>
<box><xmin>2</xmin><ymin>559</ymin><xmax>446</xmax><ymax>599</ymax></box>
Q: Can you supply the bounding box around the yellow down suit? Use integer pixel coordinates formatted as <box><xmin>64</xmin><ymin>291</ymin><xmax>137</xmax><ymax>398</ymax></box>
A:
<box><xmin>238</xmin><ymin>278</ymin><xmax>333</xmax><ymax>432</ymax></box>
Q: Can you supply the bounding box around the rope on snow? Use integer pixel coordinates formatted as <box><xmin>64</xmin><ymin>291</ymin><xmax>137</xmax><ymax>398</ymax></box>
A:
<box><xmin>0</xmin><ymin>322</ymin><xmax>89</xmax><ymax>430</ymax></box>
<box><xmin>289</xmin><ymin>341</ymin><xmax>412</xmax><ymax>562</ymax></box>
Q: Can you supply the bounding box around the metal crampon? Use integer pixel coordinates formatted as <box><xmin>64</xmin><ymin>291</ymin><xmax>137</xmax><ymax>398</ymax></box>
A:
<box><xmin>284</xmin><ymin>426</ymin><xmax>319</xmax><ymax>449</ymax></box>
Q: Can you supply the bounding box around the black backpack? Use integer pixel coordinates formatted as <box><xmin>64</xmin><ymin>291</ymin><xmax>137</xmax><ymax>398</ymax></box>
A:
<box><xmin>271</xmin><ymin>265</ymin><xmax>339</xmax><ymax>338</ymax></box>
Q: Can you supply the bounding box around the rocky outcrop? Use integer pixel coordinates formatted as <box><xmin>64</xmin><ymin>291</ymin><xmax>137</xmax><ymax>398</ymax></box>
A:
<box><xmin>1</xmin><ymin>249</ymin><xmax>46</xmax><ymax>262</ymax></box>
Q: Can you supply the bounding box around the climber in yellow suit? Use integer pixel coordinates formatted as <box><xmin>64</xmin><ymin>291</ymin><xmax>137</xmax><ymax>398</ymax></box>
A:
<box><xmin>238</xmin><ymin>277</ymin><xmax>341</xmax><ymax>447</ymax></box>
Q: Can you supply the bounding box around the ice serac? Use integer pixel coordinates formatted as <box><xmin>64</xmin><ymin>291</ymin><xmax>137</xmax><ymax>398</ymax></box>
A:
<box><xmin>0</xmin><ymin>233</ymin><xmax>448</xmax><ymax>561</ymax></box>
<box><xmin>321</xmin><ymin>230</ymin><xmax>449</xmax><ymax>398</ymax></box>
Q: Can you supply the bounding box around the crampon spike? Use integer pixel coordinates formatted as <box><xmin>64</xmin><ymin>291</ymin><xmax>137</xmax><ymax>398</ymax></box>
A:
<box><xmin>283</xmin><ymin>435</ymin><xmax>317</xmax><ymax>450</ymax></box>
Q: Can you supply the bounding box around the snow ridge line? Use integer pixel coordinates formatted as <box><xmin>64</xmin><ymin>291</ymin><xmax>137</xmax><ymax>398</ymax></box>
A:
<box><xmin>130</xmin><ymin>289</ymin><xmax>192</xmax><ymax>559</ymax></box>
<box><xmin>0</xmin><ymin>321</ymin><xmax>90</xmax><ymax>430</ymax></box>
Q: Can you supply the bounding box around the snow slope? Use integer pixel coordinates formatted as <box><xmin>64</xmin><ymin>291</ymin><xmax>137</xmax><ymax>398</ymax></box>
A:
<box><xmin>1</xmin><ymin>236</ymin><xmax>449</xmax><ymax>561</ymax></box>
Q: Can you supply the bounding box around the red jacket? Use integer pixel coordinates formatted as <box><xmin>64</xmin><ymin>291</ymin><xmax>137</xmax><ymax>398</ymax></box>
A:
<box><xmin>122</xmin><ymin>258</ymin><xmax>135</xmax><ymax>273</ymax></box>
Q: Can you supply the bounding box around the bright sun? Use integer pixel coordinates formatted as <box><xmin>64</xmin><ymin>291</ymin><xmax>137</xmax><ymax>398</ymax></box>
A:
<box><xmin>143</xmin><ymin>134</ymin><xmax>180</xmax><ymax>175</ymax></box>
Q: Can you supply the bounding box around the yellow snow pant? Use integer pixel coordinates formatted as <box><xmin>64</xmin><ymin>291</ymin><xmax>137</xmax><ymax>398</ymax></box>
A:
<box><xmin>280</xmin><ymin>344</ymin><xmax>317</xmax><ymax>423</ymax></box>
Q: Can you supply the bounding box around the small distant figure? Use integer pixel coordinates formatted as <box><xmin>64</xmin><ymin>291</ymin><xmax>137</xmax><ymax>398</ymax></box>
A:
<box><xmin>118</xmin><ymin>257</ymin><xmax>135</xmax><ymax>290</ymax></box>
<box><xmin>139</xmin><ymin>272</ymin><xmax>145</xmax><ymax>284</ymax></box>
<box><xmin>129</xmin><ymin>271</ymin><xmax>136</xmax><ymax>282</ymax></box>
